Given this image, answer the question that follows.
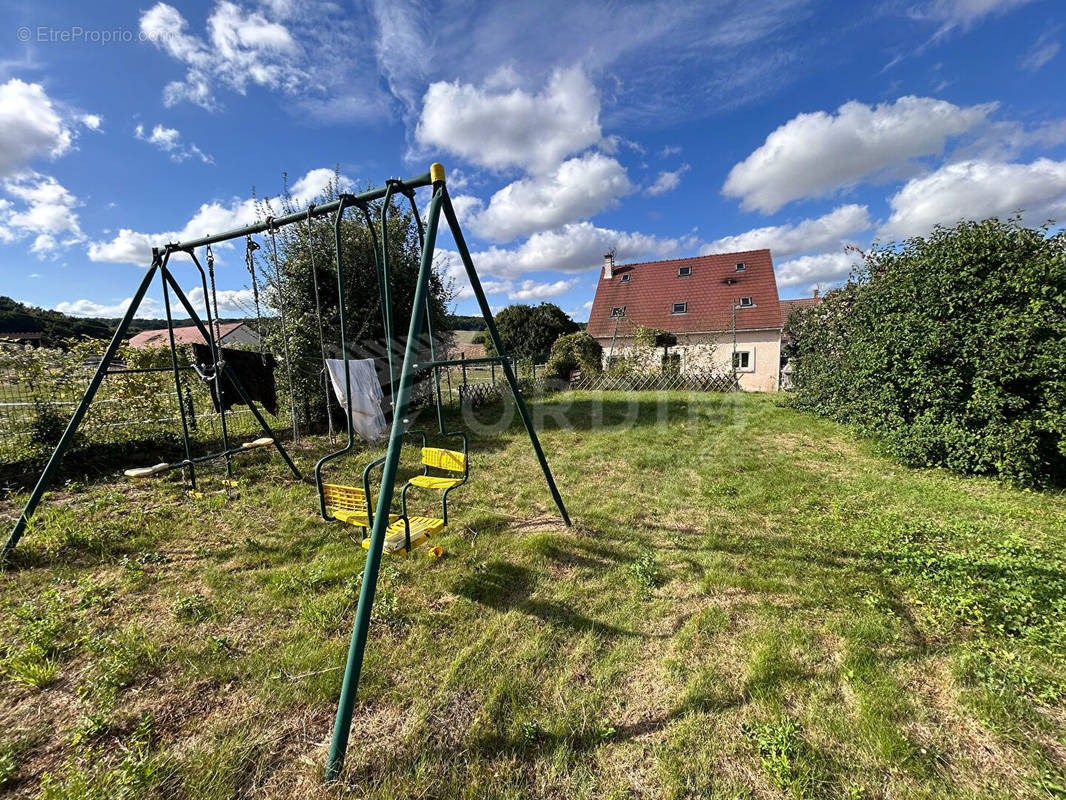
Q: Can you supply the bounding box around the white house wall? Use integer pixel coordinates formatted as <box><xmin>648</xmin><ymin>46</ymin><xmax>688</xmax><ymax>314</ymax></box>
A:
<box><xmin>598</xmin><ymin>329</ymin><xmax>781</xmax><ymax>392</ymax></box>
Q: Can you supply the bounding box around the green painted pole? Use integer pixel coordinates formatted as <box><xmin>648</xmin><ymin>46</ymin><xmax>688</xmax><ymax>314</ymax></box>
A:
<box><xmin>160</xmin><ymin>254</ymin><xmax>197</xmax><ymax>490</ymax></box>
<box><xmin>186</xmin><ymin>249</ymin><xmax>233</xmax><ymax>477</ymax></box>
<box><xmin>161</xmin><ymin>268</ymin><xmax>302</xmax><ymax>481</ymax></box>
<box><xmin>314</xmin><ymin>199</ymin><xmax>360</xmax><ymax>519</ymax></box>
<box><xmin>325</xmin><ymin>173</ymin><xmax>446</xmax><ymax>782</ymax></box>
<box><xmin>401</xmin><ymin>187</ymin><xmax>445</xmax><ymax>435</ymax></box>
<box><xmin>166</xmin><ymin>173</ymin><xmax>433</xmax><ymax>252</ymax></box>
<box><xmin>380</xmin><ymin>183</ymin><xmax>397</xmax><ymax>407</ymax></box>
<box><xmin>440</xmin><ymin>189</ymin><xmax>571</xmax><ymax>527</ymax></box>
<box><xmin>3</xmin><ymin>258</ymin><xmax>161</xmax><ymax>558</ymax></box>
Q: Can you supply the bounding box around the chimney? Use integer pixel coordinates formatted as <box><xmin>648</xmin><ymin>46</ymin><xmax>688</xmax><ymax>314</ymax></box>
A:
<box><xmin>603</xmin><ymin>251</ymin><xmax>614</xmax><ymax>280</ymax></box>
<box><xmin>812</xmin><ymin>288</ymin><xmax>820</xmax><ymax>298</ymax></box>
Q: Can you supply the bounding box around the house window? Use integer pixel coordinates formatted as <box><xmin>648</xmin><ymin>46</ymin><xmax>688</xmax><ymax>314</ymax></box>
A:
<box><xmin>662</xmin><ymin>352</ymin><xmax>681</xmax><ymax>375</ymax></box>
<box><xmin>620</xmin><ymin>273</ymin><xmax>630</xmax><ymax>283</ymax></box>
<box><xmin>733</xmin><ymin>350</ymin><xmax>753</xmax><ymax>371</ymax></box>
<box><xmin>671</xmin><ymin>302</ymin><xmax>688</xmax><ymax>314</ymax></box>
<box><xmin>735</xmin><ymin>262</ymin><xmax>746</xmax><ymax>271</ymax></box>
<box><xmin>678</xmin><ymin>265</ymin><xmax>691</xmax><ymax>277</ymax></box>
<box><xmin>610</xmin><ymin>306</ymin><xmax>626</xmax><ymax>318</ymax></box>
<box><xmin>738</xmin><ymin>296</ymin><xmax>754</xmax><ymax>307</ymax></box>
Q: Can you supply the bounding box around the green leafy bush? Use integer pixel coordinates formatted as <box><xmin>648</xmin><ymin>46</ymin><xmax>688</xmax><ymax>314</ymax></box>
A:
<box><xmin>787</xmin><ymin>218</ymin><xmax>1066</xmax><ymax>486</ymax></box>
<box><xmin>546</xmin><ymin>331</ymin><xmax>602</xmax><ymax>382</ymax></box>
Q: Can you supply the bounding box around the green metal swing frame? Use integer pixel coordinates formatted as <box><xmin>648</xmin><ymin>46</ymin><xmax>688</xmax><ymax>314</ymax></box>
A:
<box><xmin>2</xmin><ymin>163</ymin><xmax>570</xmax><ymax>784</ymax></box>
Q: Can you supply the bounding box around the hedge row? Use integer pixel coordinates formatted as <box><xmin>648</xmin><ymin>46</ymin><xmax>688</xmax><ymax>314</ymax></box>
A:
<box><xmin>785</xmin><ymin>218</ymin><xmax>1065</xmax><ymax>487</ymax></box>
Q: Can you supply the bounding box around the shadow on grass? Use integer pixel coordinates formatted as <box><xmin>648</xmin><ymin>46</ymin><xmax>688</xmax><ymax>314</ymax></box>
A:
<box><xmin>455</xmin><ymin>560</ymin><xmax>639</xmax><ymax>639</ymax></box>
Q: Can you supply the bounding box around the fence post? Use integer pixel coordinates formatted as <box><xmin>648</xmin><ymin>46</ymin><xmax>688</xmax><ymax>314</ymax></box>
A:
<box><xmin>491</xmin><ymin>362</ymin><xmax>495</xmax><ymax>383</ymax></box>
<box><xmin>462</xmin><ymin>353</ymin><xmax>467</xmax><ymax>387</ymax></box>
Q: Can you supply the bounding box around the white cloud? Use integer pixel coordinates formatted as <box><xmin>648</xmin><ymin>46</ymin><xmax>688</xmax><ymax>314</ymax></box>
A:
<box><xmin>141</xmin><ymin>1</ymin><xmax>306</xmax><ymax>110</ymax></box>
<box><xmin>135</xmin><ymin>123</ymin><xmax>214</xmax><ymax>164</ymax></box>
<box><xmin>416</xmin><ymin>66</ymin><xmax>603</xmax><ymax>173</ymax></box>
<box><xmin>508</xmin><ymin>278</ymin><xmax>579</xmax><ymax>301</ymax></box>
<box><xmin>469</xmin><ymin>152</ymin><xmax>633</xmax><ymax>242</ymax></box>
<box><xmin>80</xmin><ymin>114</ymin><xmax>103</xmax><ymax>131</ymax></box>
<box><xmin>58</xmin><ymin>287</ymin><xmax>254</xmax><ymax>320</ymax></box>
<box><xmin>723</xmin><ymin>96</ymin><xmax>995</xmax><ymax>213</ymax></box>
<box><xmin>881</xmin><ymin>157</ymin><xmax>1066</xmax><ymax>239</ymax></box>
<box><xmin>645</xmin><ymin>164</ymin><xmax>690</xmax><ymax>196</ymax></box>
<box><xmin>701</xmin><ymin>204</ymin><xmax>871</xmax><ymax>260</ymax></box>
<box><xmin>0</xmin><ymin>79</ymin><xmax>74</xmax><ymax>179</ymax></box>
<box><xmin>1</xmin><ymin>173</ymin><xmax>84</xmax><ymax>254</ymax></box>
<box><xmin>1020</xmin><ymin>29</ymin><xmax>1060</xmax><ymax>72</ymax></box>
<box><xmin>89</xmin><ymin>167</ymin><xmax>349</xmax><ymax>264</ymax></box>
<box><xmin>463</xmin><ymin>221</ymin><xmax>697</xmax><ymax>279</ymax></box>
<box><xmin>187</xmin><ymin>286</ymin><xmax>257</xmax><ymax>316</ymax></box>
<box><xmin>775</xmin><ymin>252</ymin><xmax>857</xmax><ymax>289</ymax></box>
<box><xmin>659</xmin><ymin>145</ymin><xmax>681</xmax><ymax>157</ymax></box>
<box><xmin>56</xmin><ymin>297</ymin><xmax>164</xmax><ymax>318</ymax></box>
<box><xmin>918</xmin><ymin>0</ymin><xmax>1033</xmax><ymax>35</ymax></box>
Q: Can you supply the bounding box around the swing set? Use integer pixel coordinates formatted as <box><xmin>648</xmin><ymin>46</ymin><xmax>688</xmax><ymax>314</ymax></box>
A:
<box><xmin>2</xmin><ymin>163</ymin><xmax>570</xmax><ymax>782</ymax></box>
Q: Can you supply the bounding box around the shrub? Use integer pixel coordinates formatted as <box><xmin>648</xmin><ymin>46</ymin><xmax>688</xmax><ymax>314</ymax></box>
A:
<box><xmin>546</xmin><ymin>332</ymin><xmax>602</xmax><ymax>382</ymax></box>
<box><xmin>787</xmin><ymin>218</ymin><xmax>1066</xmax><ymax>486</ymax></box>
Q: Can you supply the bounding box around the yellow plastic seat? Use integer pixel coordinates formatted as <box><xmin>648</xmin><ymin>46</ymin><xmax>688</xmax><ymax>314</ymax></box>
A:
<box><xmin>322</xmin><ymin>483</ymin><xmax>397</xmax><ymax>528</ymax></box>
<box><xmin>362</xmin><ymin>516</ymin><xmax>445</xmax><ymax>556</ymax></box>
<box><xmin>408</xmin><ymin>475</ymin><xmax>464</xmax><ymax>490</ymax></box>
<box><xmin>421</xmin><ymin>447</ymin><xmax>466</xmax><ymax>473</ymax></box>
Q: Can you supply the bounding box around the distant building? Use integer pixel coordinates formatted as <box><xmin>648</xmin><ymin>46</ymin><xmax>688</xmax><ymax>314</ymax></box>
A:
<box><xmin>128</xmin><ymin>322</ymin><xmax>260</xmax><ymax>349</ymax></box>
<box><xmin>0</xmin><ymin>332</ymin><xmax>42</xmax><ymax>348</ymax></box>
<box><xmin>588</xmin><ymin>249</ymin><xmax>785</xmax><ymax>391</ymax></box>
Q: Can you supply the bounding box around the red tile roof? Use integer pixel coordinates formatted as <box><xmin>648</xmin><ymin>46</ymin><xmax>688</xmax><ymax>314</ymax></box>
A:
<box><xmin>778</xmin><ymin>297</ymin><xmax>821</xmax><ymax>327</ymax></box>
<box><xmin>128</xmin><ymin>322</ymin><xmax>245</xmax><ymax>348</ymax></box>
<box><xmin>586</xmin><ymin>250</ymin><xmax>781</xmax><ymax>338</ymax></box>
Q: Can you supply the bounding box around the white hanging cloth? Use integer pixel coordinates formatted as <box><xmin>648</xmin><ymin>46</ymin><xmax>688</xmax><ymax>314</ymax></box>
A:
<box><xmin>325</xmin><ymin>358</ymin><xmax>387</xmax><ymax>441</ymax></box>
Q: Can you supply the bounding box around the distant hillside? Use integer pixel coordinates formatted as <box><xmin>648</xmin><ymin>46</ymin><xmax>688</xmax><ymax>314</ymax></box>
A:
<box><xmin>444</xmin><ymin>314</ymin><xmax>486</xmax><ymax>331</ymax></box>
<box><xmin>0</xmin><ymin>296</ymin><xmax>246</xmax><ymax>346</ymax></box>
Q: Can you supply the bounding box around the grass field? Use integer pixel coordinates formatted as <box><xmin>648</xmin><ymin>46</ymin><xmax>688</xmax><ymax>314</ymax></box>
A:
<box><xmin>1</xmin><ymin>392</ymin><xmax>1064</xmax><ymax>799</ymax></box>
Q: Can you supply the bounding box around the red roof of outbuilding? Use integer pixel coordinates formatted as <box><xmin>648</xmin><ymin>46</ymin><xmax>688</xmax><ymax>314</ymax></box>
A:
<box><xmin>778</xmin><ymin>297</ymin><xmax>821</xmax><ymax>326</ymax></box>
<box><xmin>128</xmin><ymin>322</ymin><xmax>245</xmax><ymax>348</ymax></box>
<box><xmin>586</xmin><ymin>249</ymin><xmax>781</xmax><ymax>338</ymax></box>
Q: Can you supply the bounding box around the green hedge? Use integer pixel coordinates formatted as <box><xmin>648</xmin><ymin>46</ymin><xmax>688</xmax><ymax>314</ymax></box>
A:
<box><xmin>786</xmin><ymin>218</ymin><xmax>1066</xmax><ymax>487</ymax></box>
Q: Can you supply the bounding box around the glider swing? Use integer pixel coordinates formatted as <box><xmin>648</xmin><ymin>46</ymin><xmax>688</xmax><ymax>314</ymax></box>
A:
<box><xmin>313</xmin><ymin>176</ymin><xmax>469</xmax><ymax>556</ymax></box>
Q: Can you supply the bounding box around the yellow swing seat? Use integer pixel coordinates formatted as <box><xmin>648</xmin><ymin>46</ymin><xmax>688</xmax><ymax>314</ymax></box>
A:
<box><xmin>407</xmin><ymin>475</ymin><xmax>463</xmax><ymax>490</ymax></box>
<box><xmin>322</xmin><ymin>483</ymin><xmax>399</xmax><ymax>528</ymax></box>
<box><xmin>362</xmin><ymin>515</ymin><xmax>445</xmax><ymax>556</ymax></box>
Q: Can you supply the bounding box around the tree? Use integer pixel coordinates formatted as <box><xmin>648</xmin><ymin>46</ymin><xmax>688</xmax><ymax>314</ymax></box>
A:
<box><xmin>546</xmin><ymin>331</ymin><xmax>602</xmax><ymax>381</ymax></box>
<box><xmin>254</xmin><ymin>173</ymin><xmax>454</xmax><ymax>428</ymax></box>
<box><xmin>488</xmin><ymin>303</ymin><xmax>579</xmax><ymax>358</ymax></box>
<box><xmin>788</xmin><ymin>218</ymin><xmax>1066</xmax><ymax>486</ymax></box>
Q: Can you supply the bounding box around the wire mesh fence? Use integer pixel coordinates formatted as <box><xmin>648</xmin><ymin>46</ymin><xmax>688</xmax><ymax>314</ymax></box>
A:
<box><xmin>0</xmin><ymin>342</ymin><xmax>292</xmax><ymax>481</ymax></box>
<box><xmin>572</xmin><ymin>368</ymin><xmax>741</xmax><ymax>392</ymax></box>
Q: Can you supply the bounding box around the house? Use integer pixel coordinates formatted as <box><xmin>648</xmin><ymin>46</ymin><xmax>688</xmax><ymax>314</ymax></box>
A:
<box><xmin>587</xmin><ymin>249</ymin><xmax>785</xmax><ymax>391</ymax></box>
<box><xmin>128</xmin><ymin>322</ymin><xmax>261</xmax><ymax>349</ymax></box>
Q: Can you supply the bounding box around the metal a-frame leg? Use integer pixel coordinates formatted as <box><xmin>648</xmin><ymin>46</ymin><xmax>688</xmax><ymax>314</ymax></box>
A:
<box><xmin>440</xmin><ymin>188</ymin><xmax>571</xmax><ymax>527</ymax></box>
<box><xmin>3</xmin><ymin>259</ymin><xmax>161</xmax><ymax>559</ymax></box>
<box><xmin>325</xmin><ymin>179</ymin><xmax>446</xmax><ymax>781</ymax></box>
<box><xmin>325</xmin><ymin>166</ymin><xmax>571</xmax><ymax>783</ymax></box>
<box><xmin>160</xmin><ymin>265</ymin><xmax>302</xmax><ymax>481</ymax></box>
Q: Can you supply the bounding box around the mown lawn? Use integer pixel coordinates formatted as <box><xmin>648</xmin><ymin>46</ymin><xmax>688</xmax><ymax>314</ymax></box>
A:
<box><xmin>1</xmin><ymin>391</ymin><xmax>1064</xmax><ymax>799</ymax></box>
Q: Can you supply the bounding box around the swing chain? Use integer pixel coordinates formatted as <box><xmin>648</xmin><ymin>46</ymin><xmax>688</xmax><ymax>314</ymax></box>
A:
<box><xmin>306</xmin><ymin>204</ymin><xmax>336</xmax><ymax>442</ymax></box>
<box><xmin>266</xmin><ymin>216</ymin><xmax>300</xmax><ymax>445</ymax></box>
<box><xmin>244</xmin><ymin>235</ymin><xmax>266</xmax><ymax>363</ymax></box>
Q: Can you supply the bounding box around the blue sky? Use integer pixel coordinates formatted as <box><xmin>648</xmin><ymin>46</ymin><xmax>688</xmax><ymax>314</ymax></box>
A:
<box><xmin>1</xmin><ymin>0</ymin><xmax>1063</xmax><ymax>323</ymax></box>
